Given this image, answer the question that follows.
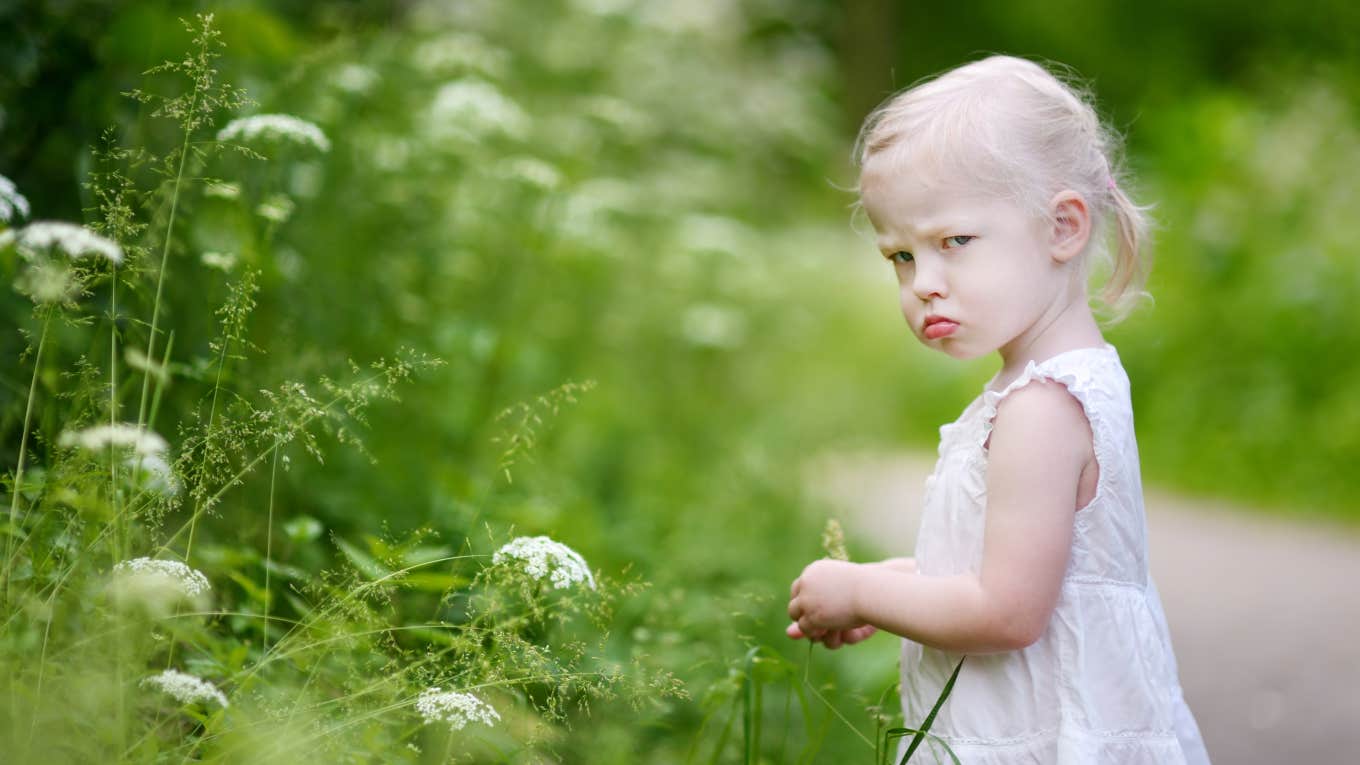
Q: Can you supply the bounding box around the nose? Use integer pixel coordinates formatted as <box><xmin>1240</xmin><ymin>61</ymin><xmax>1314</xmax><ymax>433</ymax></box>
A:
<box><xmin>909</xmin><ymin>257</ymin><xmax>946</xmax><ymax>301</ymax></box>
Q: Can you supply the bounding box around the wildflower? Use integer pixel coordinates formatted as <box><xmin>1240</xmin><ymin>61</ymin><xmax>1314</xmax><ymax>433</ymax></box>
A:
<box><xmin>217</xmin><ymin>114</ymin><xmax>331</xmax><ymax>152</ymax></box>
<box><xmin>412</xmin><ymin>33</ymin><xmax>509</xmax><ymax>80</ymax></box>
<box><xmin>59</xmin><ymin>423</ymin><xmax>167</xmax><ymax>457</ymax></box>
<box><xmin>499</xmin><ymin>156</ymin><xmax>562</xmax><ymax>190</ymax></box>
<box><xmin>493</xmin><ymin>535</ymin><xmax>595</xmax><ymax>590</ymax></box>
<box><xmin>680</xmin><ymin>302</ymin><xmax>746</xmax><ymax>349</ymax></box>
<box><xmin>7</xmin><ymin>220</ymin><xmax>123</xmax><ymax>264</ymax></box>
<box><xmin>415</xmin><ymin>688</ymin><xmax>500</xmax><ymax>731</ymax></box>
<box><xmin>142</xmin><ymin>669</ymin><xmax>229</xmax><ymax>708</ymax></box>
<box><xmin>201</xmin><ymin>250</ymin><xmax>238</xmax><ymax>271</ymax></box>
<box><xmin>123</xmin><ymin>453</ymin><xmax>179</xmax><ymax>496</ymax></box>
<box><xmin>581</xmin><ymin>95</ymin><xmax>654</xmax><ymax>139</ymax></box>
<box><xmin>13</xmin><ymin>258</ymin><xmax>77</xmax><ymax>304</ymax></box>
<box><xmin>203</xmin><ymin>181</ymin><xmax>241</xmax><ymax>199</ymax></box>
<box><xmin>1</xmin><ymin>173</ymin><xmax>31</xmax><ymax>223</ymax></box>
<box><xmin>675</xmin><ymin>213</ymin><xmax>757</xmax><ymax>257</ymax></box>
<box><xmin>559</xmin><ymin>178</ymin><xmax>635</xmax><ymax>242</ymax></box>
<box><xmin>334</xmin><ymin>63</ymin><xmax>379</xmax><ymax>94</ymax></box>
<box><xmin>255</xmin><ymin>193</ymin><xmax>295</xmax><ymax>224</ymax></box>
<box><xmin>428</xmin><ymin>79</ymin><xmax>529</xmax><ymax>141</ymax></box>
<box><xmin>113</xmin><ymin>557</ymin><xmax>211</xmax><ymax>597</ymax></box>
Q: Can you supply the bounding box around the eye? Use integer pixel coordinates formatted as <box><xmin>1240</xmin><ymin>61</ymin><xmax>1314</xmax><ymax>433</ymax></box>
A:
<box><xmin>943</xmin><ymin>235</ymin><xmax>974</xmax><ymax>249</ymax></box>
<box><xmin>888</xmin><ymin>251</ymin><xmax>914</xmax><ymax>264</ymax></box>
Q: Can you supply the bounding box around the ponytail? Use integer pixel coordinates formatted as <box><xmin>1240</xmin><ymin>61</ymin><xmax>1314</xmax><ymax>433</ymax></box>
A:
<box><xmin>1098</xmin><ymin>177</ymin><xmax>1154</xmax><ymax>324</ymax></box>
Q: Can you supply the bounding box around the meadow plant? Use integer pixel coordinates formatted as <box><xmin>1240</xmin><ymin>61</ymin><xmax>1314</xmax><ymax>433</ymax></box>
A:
<box><xmin>4</xmin><ymin>221</ymin><xmax>125</xmax><ymax>264</ymax></box>
<box><xmin>0</xmin><ymin>13</ymin><xmax>679</xmax><ymax>762</ymax></box>
<box><xmin>493</xmin><ymin>535</ymin><xmax>596</xmax><ymax>590</ymax></box>
<box><xmin>216</xmin><ymin>114</ymin><xmax>332</xmax><ymax>153</ymax></box>
<box><xmin>415</xmin><ymin>687</ymin><xmax>500</xmax><ymax>731</ymax></box>
<box><xmin>0</xmin><ymin>173</ymin><xmax>30</xmax><ymax>222</ymax></box>
<box><xmin>141</xmin><ymin>668</ymin><xmax>230</xmax><ymax>708</ymax></box>
<box><xmin>59</xmin><ymin>423</ymin><xmax>168</xmax><ymax>457</ymax></box>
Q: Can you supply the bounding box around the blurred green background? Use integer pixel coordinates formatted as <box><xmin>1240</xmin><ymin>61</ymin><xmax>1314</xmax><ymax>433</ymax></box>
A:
<box><xmin>3</xmin><ymin>0</ymin><xmax>1357</xmax><ymax>760</ymax></box>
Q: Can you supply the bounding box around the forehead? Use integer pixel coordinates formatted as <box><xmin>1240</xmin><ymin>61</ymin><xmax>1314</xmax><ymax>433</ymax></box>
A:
<box><xmin>860</xmin><ymin>157</ymin><xmax>996</xmax><ymax>238</ymax></box>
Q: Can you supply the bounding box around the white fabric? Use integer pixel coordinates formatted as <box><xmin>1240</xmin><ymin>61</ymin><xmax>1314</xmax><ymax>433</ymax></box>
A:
<box><xmin>899</xmin><ymin>344</ymin><xmax>1210</xmax><ymax>764</ymax></box>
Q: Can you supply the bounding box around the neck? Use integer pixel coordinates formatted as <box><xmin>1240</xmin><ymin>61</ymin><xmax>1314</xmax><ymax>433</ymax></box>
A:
<box><xmin>994</xmin><ymin>292</ymin><xmax>1104</xmax><ymax>389</ymax></box>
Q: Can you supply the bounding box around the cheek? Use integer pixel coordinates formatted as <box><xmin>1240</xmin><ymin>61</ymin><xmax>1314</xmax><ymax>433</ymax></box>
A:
<box><xmin>897</xmin><ymin>286</ymin><xmax>921</xmax><ymax>319</ymax></box>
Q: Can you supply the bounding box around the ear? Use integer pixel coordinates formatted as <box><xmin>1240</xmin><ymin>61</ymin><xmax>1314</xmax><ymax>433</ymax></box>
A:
<box><xmin>1047</xmin><ymin>190</ymin><xmax>1091</xmax><ymax>264</ymax></box>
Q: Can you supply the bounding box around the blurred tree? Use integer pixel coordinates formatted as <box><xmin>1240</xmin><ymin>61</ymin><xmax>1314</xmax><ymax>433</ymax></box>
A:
<box><xmin>830</xmin><ymin>0</ymin><xmax>1360</xmax><ymax>131</ymax></box>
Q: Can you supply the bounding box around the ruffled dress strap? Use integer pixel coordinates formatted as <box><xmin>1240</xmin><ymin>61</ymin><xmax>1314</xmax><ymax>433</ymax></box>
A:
<box><xmin>977</xmin><ymin>344</ymin><xmax>1120</xmax><ymax>455</ymax></box>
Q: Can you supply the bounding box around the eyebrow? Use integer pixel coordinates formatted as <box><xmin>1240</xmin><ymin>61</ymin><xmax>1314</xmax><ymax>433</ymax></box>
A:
<box><xmin>877</xmin><ymin>221</ymin><xmax>954</xmax><ymax>253</ymax></box>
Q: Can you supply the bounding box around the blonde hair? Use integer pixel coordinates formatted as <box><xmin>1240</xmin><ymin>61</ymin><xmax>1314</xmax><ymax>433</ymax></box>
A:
<box><xmin>854</xmin><ymin>55</ymin><xmax>1152</xmax><ymax>323</ymax></box>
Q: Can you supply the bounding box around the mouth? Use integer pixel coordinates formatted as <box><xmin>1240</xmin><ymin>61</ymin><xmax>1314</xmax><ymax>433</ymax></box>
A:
<box><xmin>922</xmin><ymin>317</ymin><xmax>959</xmax><ymax>340</ymax></box>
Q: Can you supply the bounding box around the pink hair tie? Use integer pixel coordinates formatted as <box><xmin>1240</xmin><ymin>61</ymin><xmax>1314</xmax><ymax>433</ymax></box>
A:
<box><xmin>1107</xmin><ymin>176</ymin><xmax>1118</xmax><ymax>191</ymax></box>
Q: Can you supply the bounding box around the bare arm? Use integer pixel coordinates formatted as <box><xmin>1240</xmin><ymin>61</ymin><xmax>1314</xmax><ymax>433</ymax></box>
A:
<box><xmin>788</xmin><ymin>380</ymin><xmax>1090</xmax><ymax>653</ymax></box>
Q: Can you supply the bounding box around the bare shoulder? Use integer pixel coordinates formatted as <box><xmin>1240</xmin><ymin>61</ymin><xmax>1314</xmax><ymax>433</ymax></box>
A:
<box><xmin>989</xmin><ymin>378</ymin><xmax>1093</xmax><ymax>463</ymax></box>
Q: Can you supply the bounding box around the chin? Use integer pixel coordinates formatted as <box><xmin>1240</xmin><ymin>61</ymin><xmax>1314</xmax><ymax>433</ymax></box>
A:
<box><xmin>929</xmin><ymin>340</ymin><xmax>989</xmax><ymax>361</ymax></box>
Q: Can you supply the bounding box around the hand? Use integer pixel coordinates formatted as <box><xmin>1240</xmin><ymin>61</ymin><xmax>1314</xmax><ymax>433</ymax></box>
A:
<box><xmin>787</xmin><ymin>558</ymin><xmax>864</xmax><ymax>638</ymax></box>
<box><xmin>786</xmin><ymin>621</ymin><xmax>877</xmax><ymax>649</ymax></box>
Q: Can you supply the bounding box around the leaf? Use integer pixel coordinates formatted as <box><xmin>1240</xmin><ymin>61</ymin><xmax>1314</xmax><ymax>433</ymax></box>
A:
<box><xmin>398</xmin><ymin>572</ymin><xmax>468</xmax><ymax>592</ymax></box>
<box><xmin>899</xmin><ymin>656</ymin><xmax>965</xmax><ymax>764</ymax></box>
<box><xmin>334</xmin><ymin>536</ymin><xmax>389</xmax><ymax>580</ymax></box>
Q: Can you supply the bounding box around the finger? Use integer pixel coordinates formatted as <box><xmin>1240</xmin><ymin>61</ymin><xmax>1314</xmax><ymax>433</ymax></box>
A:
<box><xmin>786</xmin><ymin>622</ymin><xmax>805</xmax><ymax>639</ymax></box>
<box><xmin>844</xmin><ymin>625</ymin><xmax>877</xmax><ymax>644</ymax></box>
<box><xmin>790</xmin><ymin>577</ymin><xmax>801</xmax><ymax>598</ymax></box>
<box><xmin>823</xmin><ymin>631</ymin><xmax>843</xmax><ymax>650</ymax></box>
<box><xmin>787</xmin><ymin>598</ymin><xmax>801</xmax><ymax>622</ymax></box>
<box><xmin>798</xmin><ymin>618</ymin><xmax>825</xmax><ymax>640</ymax></box>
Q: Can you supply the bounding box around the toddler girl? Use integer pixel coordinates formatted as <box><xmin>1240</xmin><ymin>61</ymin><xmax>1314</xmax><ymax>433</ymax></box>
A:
<box><xmin>785</xmin><ymin>55</ymin><xmax>1210</xmax><ymax>764</ymax></box>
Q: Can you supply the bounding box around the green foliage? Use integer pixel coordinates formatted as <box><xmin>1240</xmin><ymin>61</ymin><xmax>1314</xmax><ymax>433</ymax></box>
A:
<box><xmin>4</xmin><ymin>1</ymin><xmax>1358</xmax><ymax>764</ymax></box>
<box><xmin>1</xmin><ymin>3</ymin><xmax>893</xmax><ymax>763</ymax></box>
<box><xmin>1115</xmin><ymin>74</ymin><xmax>1360</xmax><ymax>519</ymax></box>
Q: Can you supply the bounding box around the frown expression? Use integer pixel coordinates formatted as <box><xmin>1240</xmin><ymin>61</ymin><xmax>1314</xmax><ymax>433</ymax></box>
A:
<box><xmin>859</xmin><ymin>161</ymin><xmax>1067</xmax><ymax>361</ymax></box>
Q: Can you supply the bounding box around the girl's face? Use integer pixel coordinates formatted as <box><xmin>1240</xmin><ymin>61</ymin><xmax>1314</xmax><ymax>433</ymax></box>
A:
<box><xmin>859</xmin><ymin>160</ymin><xmax>1071</xmax><ymax>362</ymax></box>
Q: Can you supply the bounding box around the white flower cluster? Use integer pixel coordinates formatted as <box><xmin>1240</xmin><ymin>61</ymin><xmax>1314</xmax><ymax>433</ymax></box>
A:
<box><xmin>1</xmin><ymin>173</ymin><xmax>30</xmax><ymax>223</ymax></box>
<box><xmin>1</xmin><ymin>221</ymin><xmax>123</xmax><ymax>264</ymax></box>
<box><xmin>142</xmin><ymin>669</ymin><xmax>229</xmax><ymax>708</ymax></box>
<box><xmin>413</xmin><ymin>33</ymin><xmax>510</xmax><ymax>79</ymax></box>
<box><xmin>114</xmin><ymin>557</ymin><xmax>211</xmax><ymax>598</ymax></box>
<box><xmin>123</xmin><ymin>453</ymin><xmax>179</xmax><ymax>496</ymax></box>
<box><xmin>428</xmin><ymin>79</ymin><xmax>529</xmax><ymax>141</ymax></box>
<box><xmin>415</xmin><ymin>688</ymin><xmax>499</xmax><ymax>731</ymax></box>
<box><xmin>217</xmin><ymin>114</ymin><xmax>331</xmax><ymax>152</ymax></box>
<box><xmin>681</xmin><ymin>302</ymin><xmax>746</xmax><ymax>349</ymax></box>
<box><xmin>493</xmin><ymin>536</ymin><xmax>595</xmax><ymax>590</ymax></box>
<box><xmin>334</xmin><ymin>63</ymin><xmax>379</xmax><ymax>94</ymax></box>
<box><xmin>255</xmin><ymin>193</ymin><xmax>295</xmax><ymax>224</ymax></box>
<box><xmin>59</xmin><ymin>423</ymin><xmax>167</xmax><ymax>457</ymax></box>
<box><xmin>201</xmin><ymin>251</ymin><xmax>238</xmax><ymax>271</ymax></box>
<box><xmin>499</xmin><ymin>156</ymin><xmax>562</xmax><ymax>191</ymax></box>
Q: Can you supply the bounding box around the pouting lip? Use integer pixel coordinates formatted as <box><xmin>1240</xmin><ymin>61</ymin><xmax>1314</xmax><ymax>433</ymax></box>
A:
<box><xmin>922</xmin><ymin>314</ymin><xmax>957</xmax><ymax>329</ymax></box>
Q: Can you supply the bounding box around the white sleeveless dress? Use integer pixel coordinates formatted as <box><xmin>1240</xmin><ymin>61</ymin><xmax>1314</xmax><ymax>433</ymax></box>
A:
<box><xmin>899</xmin><ymin>344</ymin><xmax>1211</xmax><ymax>764</ymax></box>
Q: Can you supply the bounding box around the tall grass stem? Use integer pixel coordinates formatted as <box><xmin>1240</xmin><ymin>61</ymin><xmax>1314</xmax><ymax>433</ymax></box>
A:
<box><xmin>4</xmin><ymin>311</ymin><xmax>51</xmax><ymax>605</ymax></box>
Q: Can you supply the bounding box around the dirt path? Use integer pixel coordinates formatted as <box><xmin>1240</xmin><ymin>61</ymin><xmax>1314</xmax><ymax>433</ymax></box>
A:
<box><xmin>805</xmin><ymin>451</ymin><xmax>1360</xmax><ymax>765</ymax></box>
